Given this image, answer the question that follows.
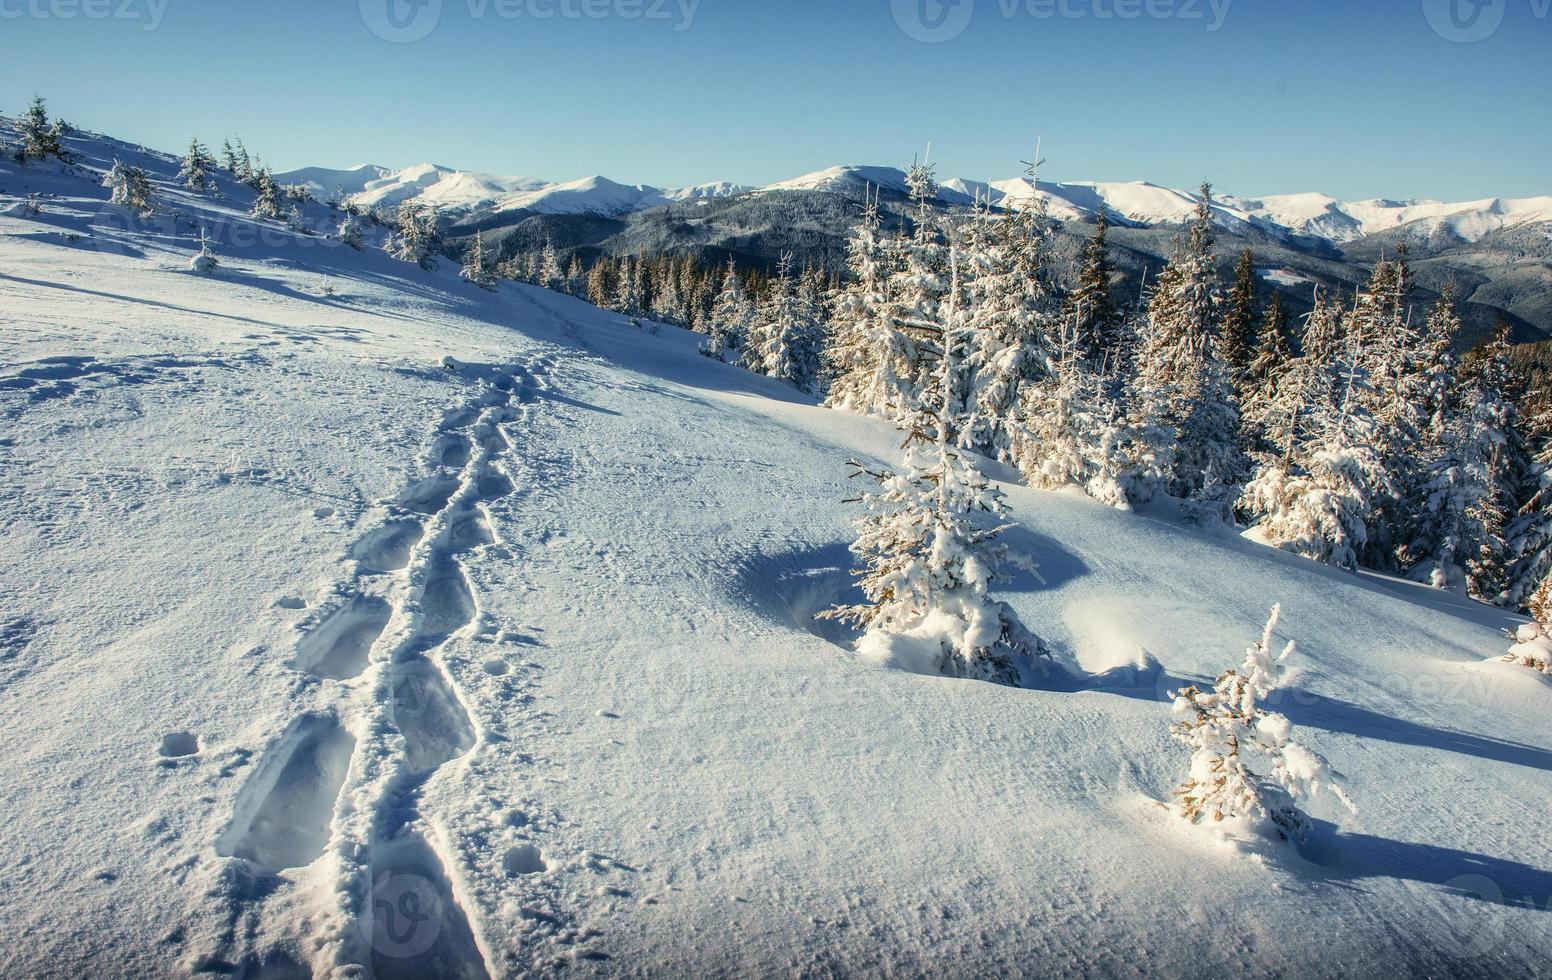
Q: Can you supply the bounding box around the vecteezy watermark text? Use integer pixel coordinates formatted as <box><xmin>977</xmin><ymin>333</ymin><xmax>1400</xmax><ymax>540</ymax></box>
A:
<box><xmin>0</xmin><ymin>0</ymin><xmax>168</xmax><ymax>31</ymax></box>
<box><xmin>892</xmin><ymin>0</ymin><xmax>1233</xmax><ymax>43</ymax></box>
<box><xmin>360</xmin><ymin>0</ymin><xmax>699</xmax><ymax>43</ymax></box>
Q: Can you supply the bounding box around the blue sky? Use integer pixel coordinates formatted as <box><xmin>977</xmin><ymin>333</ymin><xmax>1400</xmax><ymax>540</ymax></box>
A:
<box><xmin>5</xmin><ymin>0</ymin><xmax>1548</xmax><ymax>199</ymax></box>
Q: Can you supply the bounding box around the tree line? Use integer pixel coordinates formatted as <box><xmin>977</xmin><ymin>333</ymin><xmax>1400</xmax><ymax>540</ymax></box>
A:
<box><xmin>467</xmin><ymin>156</ymin><xmax>1552</xmax><ymax>622</ymax></box>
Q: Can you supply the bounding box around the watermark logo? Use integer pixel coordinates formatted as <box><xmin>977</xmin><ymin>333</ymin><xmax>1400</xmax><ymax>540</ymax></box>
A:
<box><xmin>361</xmin><ymin>0</ymin><xmax>700</xmax><ymax>40</ymax></box>
<box><xmin>891</xmin><ymin>0</ymin><xmax>975</xmax><ymax>42</ymax></box>
<box><xmin>1422</xmin><ymin>0</ymin><xmax>1506</xmax><ymax>41</ymax></box>
<box><xmin>361</xmin><ymin>0</ymin><xmax>444</xmax><ymax>42</ymax></box>
<box><xmin>0</xmin><ymin>0</ymin><xmax>169</xmax><ymax>31</ymax></box>
<box><xmin>891</xmin><ymin>0</ymin><xmax>1234</xmax><ymax>42</ymax></box>
<box><xmin>364</xmin><ymin>870</ymin><xmax>443</xmax><ymax>960</ymax></box>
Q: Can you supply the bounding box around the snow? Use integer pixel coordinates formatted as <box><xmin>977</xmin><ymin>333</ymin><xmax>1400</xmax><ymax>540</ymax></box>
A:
<box><xmin>4</xmin><ymin>124</ymin><xmax>1552</xmax><ymax>977</ymax></box>
<box><xmin>490</xmin><ymin>175</ymin><xmax>747</xmax><ymax>217</ymax></box>
<box><xmin>276</xmin><ymin>156</ymin><xmax>1545</xmax><ymax>244</ymax></box>
<box><xmin>1258</xmin><ymin>266</ymin><xmax>1316</xmax><ymax>288</ymax></box>
<box><xmin>275</xmin><ymin>163</ymin><xmax>748</xmax><ymax>219</ymax></box>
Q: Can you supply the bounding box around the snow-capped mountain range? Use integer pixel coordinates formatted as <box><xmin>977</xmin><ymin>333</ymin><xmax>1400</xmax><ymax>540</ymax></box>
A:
<box><xmin>280</xmin><ymin>161</ymin><xmax>1552</xmax><ymax>246</ymax></box>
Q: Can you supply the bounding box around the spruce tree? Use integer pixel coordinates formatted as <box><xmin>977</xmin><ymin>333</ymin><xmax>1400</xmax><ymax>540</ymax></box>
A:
<box><xmin>704</xmin><ymin>256</ymin><xmax>753</xmax><ymax>360</ymax></box>
<box><xmin>612</xmin><ymin>256</ymin><xmax>641</xmax><ymax>314</ymax></box>
<box><xmin>20</xmin><ymin>96</ymin><xmax>66</xmax><ymax>163</ymax></box>
<box><xmin>958</xmin><ymin>153</ymin><xmax>1059</xmax><ymax>462</ymax></box>
<box><xmin>336</xmin><ymin>213</ymin><xmax>364</xmax><ymax>251</ymax></box>
<box><xmin>1506</xmin><ymin>374</ymin><xmax>1552</xmax><ymax>612</ymax></box>
<box><xmin>820</xmin><ymin>263</ymin><xmax>1047</xmax><ymax>687</ymax></box>
<box><xmin>1170</xmin><ymin>606</ymin><xmax>1354</xmax><ymax>840</ymax></box>
<box><xmin>461</xmin><ymin>230</ymin><xmax>497</xmax><ymax>290</ymax></box>
<box><xmin>1129</xmin><ymin>182</ymin><xmax>1244</xmax><ymax>514</ymax></box>
<box><xmin>1066</xmin><ymin>211</ymin><xmax>1119</xmax><ymax>365</ymax></box>
<box><xmin>1239</xmin><ymin>293</ymin><xmax>1392</xmax><ymax>570</ymax></box>
<box><xmin>387</xmin><ymin>202</ymin><xmax>441</xmax><ymax>269</ymax></box>
<box><xmin>745</xmin><ymin>253</ymin><xmax>822</xmax><ymax>392</ymax></box>
<box><xmin>249</xmin><ymin>167</ymin><xmax>285</xmax><ymax>221</ymax></box>
<box><xmin>585</xmin><ymin>258</ymin><xmax>613</xmax><ymax>308</ymax></box>
<box><xmin>102</xmin><ymin>159</ymin><xmax>155</xmax><ymax>215</ymax></box>
<box><xmin>1401</xmin><ymin>313</ymin><xmax>1520</xmax><ymax>597</ymax></box>
<box><xmin>1220</xmin><ymin>248</ymin><xmax>1258</xmax><ymax>380</ymax></box>
<box><xmin>824</xmin><ymin>185</ymin><xmax>921</xmax><ymax>421</ymax></box>
<box><xmin>178</xmin><ymin>139</ymin><xmax>219</xmax><ymax>195</ymax></box>
<box><xmin>539</xmin><ymin>240</ymin><xmax>564</xmax><ymax>292</ymax></box>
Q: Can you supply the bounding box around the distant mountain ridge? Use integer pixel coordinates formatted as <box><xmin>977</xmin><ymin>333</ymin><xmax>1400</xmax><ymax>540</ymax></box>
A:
<box><xmin>279</xmin><ymin>161</ymin><xmax>1552</xmax><ymax>247</ymax></box>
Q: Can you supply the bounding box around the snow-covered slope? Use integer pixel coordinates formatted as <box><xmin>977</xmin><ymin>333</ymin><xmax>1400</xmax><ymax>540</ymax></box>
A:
<box><xmin>276</xmin><ymin>163</ymin><xmax>749</xmax><ymax>218</ymax></box>
<box><xmin>4</xmin><ymin>128</ymin><xmax>1552</xmax><ymax>978</ymax></box>
<box><xmin>1227</xmin><ymin>192</ymin><xmax>1552</xmax><ymax>244</ymax></box>
<box><xmin>759</xmin><ymin>167</ymin><xmax>1551</xmax><ymax>244</ymax></box>
<box><xmin>489</xmin><ymin>175</ymin><xmax>750</xmax><ymax>217</ymax></box>
<box><xmin>277</xmin><ymin>162</ymin><xmax>551</xmax><ymax>213</ymax></box>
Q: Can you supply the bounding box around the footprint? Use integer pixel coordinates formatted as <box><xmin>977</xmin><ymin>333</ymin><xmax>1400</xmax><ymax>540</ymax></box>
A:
<box><xmin>401</xmin><ymin>478</ymin><xmax>460</xmax><ymax>517</ymax></box>
<box><xmin>448</xmin><ymin>510</ymin><xmax>493</xmax><ymax>554</ymax></box>
<box><xmin>435</xmin><ymin>434</ymin><xmax>472</xmax><ymax>469</ymax></box>
<box><xmin>475</xmin><ymin>471</ymin><xmax>513</xmax><ymax>501</ymax></box>
<box><xmin>481</xmin><ymin>659</ymin><xmax>509</xmax><ymax>677</ymax></box>
<box><xmin>472</xmin><ymin>423</ymin><xmax>509</xmax><ymax>455</ymax></box>
<box><xmin>503</xmin><ymin>844</ymin><xmax>547</xmax><ymax>876</ymax></box>
<box><xmin>351</xmin><ymin>520</ymin><xmax>425</xmax><ymax>573</ymax></box>
<box><xmin>439</xmin><ymin>408</ymin><xmax>478</xmax><ymax>431</ymax></box>
<box><xmin>367</xmin><ymin>832</ymin><xmax>491</xmax><ymax>980</ymax></box>
<box><xmin>420</xmin><ymin>561</ymin><xmax>475</xmax><ymax>638</ymax></box>
<box><xmin>294</xmin><ymin>595</ymin><xmax>391</xmax><ymax>680</ymax></box>
<box><xmin>159</xmin><ymin>732</ymin><xmax>200</xmax><ymax>758</ymax></box>
<box><xmin>391</xmin><ymin>660</ymin><xmax>476</xmax><ymax>777</ymax></box>
<box><xmin>216</xmin><ymin>716</ymin><xmax>355</xmax><ymax>871</ymax></box>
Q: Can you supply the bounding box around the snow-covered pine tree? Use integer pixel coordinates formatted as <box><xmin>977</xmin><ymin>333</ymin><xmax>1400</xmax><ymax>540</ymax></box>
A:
<box><xmin>249</xmin><ymin>167</ymin><xmax>285</xmax><ymax>220</ymax></box>
<box><xmin>1239</xmin><ymin>292</ymin><xmax>1392</xmax><ymax>570</ymax></box>
<box><xmin>1346</xmin><ymin>255</ymin><xmax>1431</xmax><ymax>571</ymax></box>
<box><xmin>1220</xmin><ymin>248</ymin><xmax>1258</xmax><ymax>381</ymax></box>
<box><xmin>824</xmin><ymin>184</ymin><xmax>927</xmax><ymax>422</ymax></box>
<box><xmin>649</xmin><ymin>254</ymin><xmax>684</xmax><ymax>323</ymax></box>
<box><xmin>611</xmin><ymin>256</ymin><xmax>640</xmax><ymax>314</ymax></box>
<box><xmin>388</xmin><ymin>202</ymin><xmax>441</xmax><ymax>269</ymax></box>
<box><xmin>703</xmin><ymin>256</ymin><xmax>753</xmax><ymax>360</ymax></box>
<box><xmin>1401</xmin><ymin>313</ymin><xmax>1520</xmax><ymax>597</ymax></box>
<box><xmin>102</xmin><ymin>159</ymin><xmax>155</xmax><ymax>215</ymax></box>
<box><xmin>232</xmin><ymin>138</ymin><xmax>254</xmax><ymax>185</ymax></box>
<box><xmin>1066</xmin><ymin>211</ymin><xmax>1119</xmax><ymax>365</ymax></box>
<box><xmin>821</xmin><ymin>247</ymin><xmax>1046</xmax><ymax>686</ymax></box>
<box><xmin>867</xmin><ymin>157</ymin><xmax>951</xmax><ymax>423</ymax></box>
<box><xmin>336</xmin><ymin>213</ymin><xmax>364</xmax><ymax>251</ymax></box>
<box><xmin>1506</xmin><ymin>375</ymin><xmax>1552</xmax><ymax>612</ymax></box>
<box><xmin>461</xmin><ymin>230</ymin><xmax>497</xmax><ymax>290</ymax></box>
<box><xmin>178</xmin><ymin>139</ymin><xmax>219</xmax><ymax>195</ymax></box>
<box><xmin>1239</xmin><ymin>291</ymin><xmax>1295</xmax><ymax>455</ymax></box>
<box><xmin>20</xmin><ymin>96</ymin><xmax>67</xmax><ymax>163</ymax></box>
<box><xmin>189</xmin><ymin>228</ymin><xmax>219</xmax><ymax>274</ymax></box>
<box><xmin>1129</xmin><ymin>183</ymin><xmax>1244</xmax><ymax>512</ymax></box>
<box><xmin>745</xmin><ymin>252</ymin><xmax>822</xmax><ymax>392</ymax></box>
<box><xmin>564</xmin><ymin>254</ymin><xmax>585</xmax><ymax>296</ymax></box>
<box><xmin>1170</xmin><ymin>605</ymin><xmax>1355</xmax><ymax>841</ymax></box>
<box><xmin>537</xmin><ymin>240</ymin><xmax>564</xmax><ymax>292</ymax></box>
<box><xmin>585</xmin><ymin>258</ymin><xmax>613</xmax><ymax>308</ymax></box>
<box><xmin>1010</xmin><ymin>314</ymin><xmax>1136</xmax><ymax>509</ymax></box>
<box><xmin>957</xmin><ymin>150</ymin><xmax>1059</xmax><ymax>462</ymax></box>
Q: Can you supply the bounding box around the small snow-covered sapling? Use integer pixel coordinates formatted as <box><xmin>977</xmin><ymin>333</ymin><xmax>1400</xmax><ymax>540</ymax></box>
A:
<box><xmin>1169</xmin><ymin>605</ymin><xmax>1354</xmax><ymax>841</ymax></box>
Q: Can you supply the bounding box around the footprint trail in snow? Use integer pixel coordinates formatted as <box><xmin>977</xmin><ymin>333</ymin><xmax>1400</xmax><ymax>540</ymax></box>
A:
<box><xmin>208</xmin><ymin>354</ymin><xmax>558</xmax><ymax>979</ymax></box>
